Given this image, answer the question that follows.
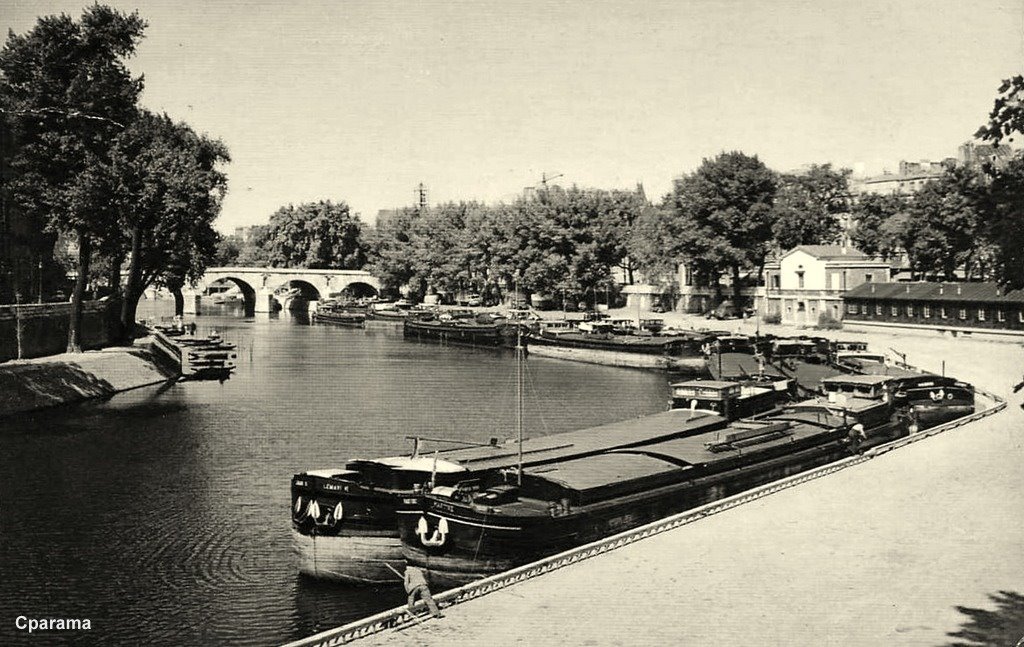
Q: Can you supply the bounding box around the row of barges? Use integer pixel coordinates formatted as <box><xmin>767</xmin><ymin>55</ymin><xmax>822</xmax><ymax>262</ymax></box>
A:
<box><xmin>290</xmin><ymin>326</ymin><xmax>975</xmax><ymax>586</ymax></box>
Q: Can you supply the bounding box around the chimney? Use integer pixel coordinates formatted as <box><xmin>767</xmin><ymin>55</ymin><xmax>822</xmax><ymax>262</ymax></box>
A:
<box><xmin>939</xmin><ymin>285</ymin><xmax>944</xmax><ymax>295</ymax></box>
<box><xmin>905</xmin><ymin>285</ymin><xmax>910</xmax><ymax>293</ymax></box>
<box><xmin>996</xmin><ymin>286</ymin><xmax>1002</xmax><ymax>297</ymax></box>
<box><xmin>870</xmin><ymin>284</ymin><xmax>875</xmax><ymax>293</ymax></box>
<box><xmin>957</xmin><ymin>285</ymin><xmax>962</xmax><ymax>295</ymax></box>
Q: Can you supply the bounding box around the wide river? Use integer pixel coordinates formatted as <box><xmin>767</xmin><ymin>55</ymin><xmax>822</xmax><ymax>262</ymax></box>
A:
<box><xmin>0</xmin><ymin>302</ymin><xmax>671</xmax><ymax>646</ymax></box>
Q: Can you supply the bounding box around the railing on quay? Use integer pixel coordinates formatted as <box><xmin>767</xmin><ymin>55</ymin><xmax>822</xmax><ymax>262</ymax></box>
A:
<box><xmin>281</xmin><ymin>387</ymin><xmax>1008</xmax><ymax>647</ymax></box>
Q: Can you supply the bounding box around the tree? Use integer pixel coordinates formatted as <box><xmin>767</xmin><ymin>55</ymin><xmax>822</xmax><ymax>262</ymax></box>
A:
<box><xmin>406</xmin><ymin>201</ymin><xmax>488</xmax><ymax>299</ymax></box>
<box><xmin>364</xmin><ymin>208</ymin><xmax>420</xmax><ymax>297</ymax></box>
<box><xmin>975</xmin><ymin>75</ymin><xmax>1024</xmax><ymax>145</ymax></box>
<box><xmin>980</xmin><ymin>156</ymin><xmax>1024</xmax><ymax>289</ymax></box>
<box><xmin>0</xmin><ymin>5</ymin><xmax>146</xmax><ymax>351</ymax></box>
<box><xmin>849</xmin><ymin>193</ymin><xmax>907</xmax><ymax>258</ymax></box>
<box><xmin>233</xmin><ymin>225</ymin><xmax>271</xmax><ymax>267</ymax></box>
<box><xmin>903</xmin><ymin>166</ymin><xmax>986</xmax><ymax>280</ymax></box>
<box><xmin>628</xmin><ymin>206</ymin><xmax>685</xmax><ymax>287</ymax></box>
<box><xmin>108</xmin><ymin>110</ymin><xmax>229</xmax><ymax>333</ymax></box>
<box><xmin>772</xmin><ymin>164</ymin><xmax>851</xmax><ymax>250</ymax></box>
<box><xmin>976</xmin><ymin>75</ymin><xmax>1024</xmax><ymax>289</ymax></box>
<box><xmin>214</xmin><ymin>235</ymin><xmax>243</xmax><ymax>266</ymax></box>
<box><xmin>261</xmin><ymin>201</ymin><xmax>366</xmax><ymax>270</ymax></box>
<box><xmin>665</xmin><ymin>152</ymin><xmax>778</xmax><ymax>306</ymax></box>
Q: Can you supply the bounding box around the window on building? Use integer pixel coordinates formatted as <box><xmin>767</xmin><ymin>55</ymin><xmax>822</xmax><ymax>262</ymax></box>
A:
<box><xmin>890</xmin><ymin>305</ymin><xmax>897</xmax><ymax>316</ymax></box>
<box><xmin>796</xmin><ymin>271</ymin><xmax>805</xmax><ymax>289</ymax></box>
<box><xmin>771</xmin><ymin>274</ymin><xmax>780</xmax><ymax>289</ymax></box>
<box><xmin>978</xmin><ymin>308</ymin><xmax>985</xmax><ymax>321</ymax></box>
<box><xmin>907</xmin><ymin>305</ymin><xmax>914</xmax><ymax>317</ymax></box>
<box><xmin>924</xmin><ymin>305</ymin><xmax>931</xmax><ymax>318</ymax></box>
<box><xmin>875</xmin><ymin>304</ymin><xmax>882</xmax><ymax>315</ymax></box>
<box><xmin>865</xmin><ymin>273</ymin><xmax>873</xmax><ymax>283</ymax></box>
<box><xmin>958</xmin><ymin>308</ymin><xmax>967</xmax><ymax>320</ymax></box>
<box><xmin>1019</xmin><ymin>310</ymin><xmax>1023</xmax><ymax>324</ymax></box>
<box><xmin>847</xmin><ymin>303</ymin><xmax>857</xmax><ymax>314</ymax></box>
<box><xmin>997</xmin><ymin>310</ymin><xmax>1005</xmax><ymax>322</ymax></box>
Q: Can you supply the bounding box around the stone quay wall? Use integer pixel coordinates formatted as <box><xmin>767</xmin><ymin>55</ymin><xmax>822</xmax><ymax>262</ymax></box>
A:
<box><xmin>0</xmin><ymin>300</ymin><xmax>120</xmax><ymax>363</ymax></box>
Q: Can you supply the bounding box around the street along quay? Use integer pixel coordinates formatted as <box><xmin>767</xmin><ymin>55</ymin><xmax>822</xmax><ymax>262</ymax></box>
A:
<box><xmin>283</xmin><ymin>325</ymin><xmax>1023</xmax><ymax>647</ymax></box>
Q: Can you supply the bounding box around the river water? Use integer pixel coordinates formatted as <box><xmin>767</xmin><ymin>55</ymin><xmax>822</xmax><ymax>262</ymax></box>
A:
<box><xmin>0</xmin><ymin>301</ymin><xmax>671</xmax><ymax>646</ymax></box>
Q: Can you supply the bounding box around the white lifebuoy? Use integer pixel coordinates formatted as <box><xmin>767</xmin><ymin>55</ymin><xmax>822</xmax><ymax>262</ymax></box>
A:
<box><xmin>307</xmin><ymin>499</ymin><xmax>321</xmax><ymax>522</ymax></box>
<box><xmin>294</xmin><ymin>497</ymin><xmax>303</xmax><ymax>515</ymax></box>
<box><xmin>333</xmin><ymin>501</ymin><xmax>344</xmax><ymax>523</ymax></box>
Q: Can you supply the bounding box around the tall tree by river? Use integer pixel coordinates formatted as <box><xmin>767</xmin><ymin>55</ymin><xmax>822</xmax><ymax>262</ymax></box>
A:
<box><xmin>109</xmin><ymin>110</ymin><xmax>229</xmax><ymax>332</ymax></box>
<box><xmin>0</xmin><ymin>5</ymin><xmax>146</xmax><ymax>351</ymax></box>
<box><xmin>663</xmin><ymin>152</ymin><xmax>778</xmax><ymax>307</ymax></box>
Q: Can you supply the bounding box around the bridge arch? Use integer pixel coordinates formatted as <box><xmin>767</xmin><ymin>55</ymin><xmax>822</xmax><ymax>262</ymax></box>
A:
<box><xmin>204</xmin><ymin>276</ymin><xmax>258</xmax><ymax>312</ymax></box>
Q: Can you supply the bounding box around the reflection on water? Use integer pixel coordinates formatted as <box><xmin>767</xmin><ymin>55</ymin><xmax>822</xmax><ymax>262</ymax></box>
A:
<box><xmin>0</xmin><ymin>301</ymin><xmax>670</xmax><ymax>646</ymax></box>
<box><xmin>945</xmin><ymin>590</ymin><xmax>1024</xmax><ymax>647</ymax></box>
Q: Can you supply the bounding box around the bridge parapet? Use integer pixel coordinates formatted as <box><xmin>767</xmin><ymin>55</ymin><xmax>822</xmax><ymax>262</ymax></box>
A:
<box><xmin>185</xmin><ymin>267</ymin><xmax>380</xmax><ymax>314</ymax></box>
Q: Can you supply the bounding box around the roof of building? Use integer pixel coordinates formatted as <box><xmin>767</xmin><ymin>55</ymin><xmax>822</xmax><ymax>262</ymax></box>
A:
<box><xmin>784</xmin><ymin>245</ymin><xmax>872</xmax><ymax>261</ymax></box>
<box><xmin>845</xmin><ymin>282</ymin><xmax>1024</xmax><ymax>303</ymax></box>
<box><xmin>859</xmin><ymin>172</ymin><xmax>943</xmax><ymax>184</ymax></box>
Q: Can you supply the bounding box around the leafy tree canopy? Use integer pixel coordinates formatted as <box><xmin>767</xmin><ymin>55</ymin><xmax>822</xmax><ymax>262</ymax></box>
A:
<box><xmin>772</xmin><ymin>164</ymin><xmax>851</xmax><ymax>250</ymax></box>
<box><xmin>261</xmin><ymin>201</ymin><xmax>367</xmax><ymax>270</ymax></box>
<box><xmin>849</xmin><ymin>193</ymin><xmax>907</xmax><ymax>258</ymax></box>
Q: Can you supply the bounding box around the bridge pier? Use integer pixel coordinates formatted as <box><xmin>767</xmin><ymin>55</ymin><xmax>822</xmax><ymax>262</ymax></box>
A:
<box><xmin>254</xmin><ymin>290</ymin><xmax>277</xmax><ymax>314</ymax></box>
<box><xmin>183</xmin><ymin>291</ymin><xmax>202</xmax><ymax>316</ymax></box>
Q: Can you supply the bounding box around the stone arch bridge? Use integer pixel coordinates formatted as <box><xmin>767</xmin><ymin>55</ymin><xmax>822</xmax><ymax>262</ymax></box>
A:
<box><xmin>185</xmin><ymin>267</ymin><xmax>381</xmax><ymax>314</ymax></box>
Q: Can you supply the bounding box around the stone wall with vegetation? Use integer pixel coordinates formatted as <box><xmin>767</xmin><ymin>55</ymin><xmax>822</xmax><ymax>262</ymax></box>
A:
<box><xmin>0</xmin><ymin>300</ymin><xmax>120</xmax><ymax>362</ymax></box>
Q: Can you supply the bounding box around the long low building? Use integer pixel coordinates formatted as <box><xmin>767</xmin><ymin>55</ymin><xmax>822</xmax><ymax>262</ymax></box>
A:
<box><xmin>843</xmin><ymin>281</ymin><xmax>1024</xmax><ymax>334</ymax></box>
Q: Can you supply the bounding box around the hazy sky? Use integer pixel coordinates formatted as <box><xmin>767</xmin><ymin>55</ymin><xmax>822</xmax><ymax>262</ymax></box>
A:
<box><xmin>3</xmin><ymin>0</ymin><xmax>1022</xmax><ymax>232</ymax></box>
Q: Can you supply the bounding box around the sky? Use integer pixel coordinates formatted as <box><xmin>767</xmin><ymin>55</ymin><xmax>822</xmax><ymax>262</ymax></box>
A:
<box><xmin>3</xmin><ymin>0</ymin><xmax>1022</xmax><ymax>233</ymax></box>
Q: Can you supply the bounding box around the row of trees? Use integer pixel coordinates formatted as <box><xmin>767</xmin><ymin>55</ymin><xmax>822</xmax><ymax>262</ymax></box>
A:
<box><xmin>235</xmin><ymin>139</ymin><xmax>1022</xmax><ymax>309</ymax></box>
<box><xmin>365</xmin><ymin>186</ymin><xmax>645</xmax><ymax>306</ymax></box>
<box><xmin>0</xmin><ymin>6</ymin><xmax>229</xmax><ymax>350</ymax></box>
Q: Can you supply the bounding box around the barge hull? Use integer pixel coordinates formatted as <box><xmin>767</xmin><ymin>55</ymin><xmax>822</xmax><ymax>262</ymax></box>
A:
<box><xmin>403</xmin><ymin>438</ymin><xmax>856</xmax><ymax>585</ymax></box>
<box><xmin>526</xmin><ymin>344</ymin><xmax>707</xmax><ymax>373</ymax></box>
<box><xmin>291</xmin><ymin>530</ymin><xmax>403</xmax><ymax>585</ymax></box>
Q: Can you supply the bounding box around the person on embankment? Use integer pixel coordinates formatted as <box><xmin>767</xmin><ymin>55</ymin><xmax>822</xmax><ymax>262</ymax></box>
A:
<box><xmin>404</xmin><ymin>566</ymin><xmax>443</xmax><ymax>619</ymax></box>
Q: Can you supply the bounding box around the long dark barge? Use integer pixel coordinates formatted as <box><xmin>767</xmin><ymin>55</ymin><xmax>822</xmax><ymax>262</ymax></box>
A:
<box><xmin>311</xmin><ymin>309</ymin><xmax>366</xmax><ymax>327</ymax></box>
<box><xmin>525</xmin><ymin>324</ymin><xmax>708</xmax><ymax>372</ymax></box>
<box><xmin>290</xmin><ymin>408</ymin><xmax>730</xmax><ymax>583</ymax></box>
<box><xmin>402</xmin><ymin>314</ymin><xmax>523</xmax><ymax>349</ymax></box>
<box><xmin>401</xmin><ymin>396</ymin><xmax>907</xmax><ymax>586</ymax></box>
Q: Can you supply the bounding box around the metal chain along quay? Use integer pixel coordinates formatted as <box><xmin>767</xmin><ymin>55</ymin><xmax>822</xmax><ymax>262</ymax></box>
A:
<box><xmin>281</xmin><ymin>386</ymin><xmax>1008</xmax><ymax>647</ymax></box>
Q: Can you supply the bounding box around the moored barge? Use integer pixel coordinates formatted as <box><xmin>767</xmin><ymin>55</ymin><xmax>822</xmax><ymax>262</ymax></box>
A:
<box><xmin>402</xmin><ymin>313</ymin><xmax>522</xmax><ymax>349</ymax></box>
<box><xmin>291</xmin><ymin>408</ymin><xmax>730</xmax><ymax>583</ymax></box>
<box><xmin>525</xmin><ymin>324</ymin><xmax>708</xmax><ymax>372</ymax></box>
<box><xmin>401</xmin><ymin>398</ymin><xmax>907</xmax><ymax>586</ymax></box>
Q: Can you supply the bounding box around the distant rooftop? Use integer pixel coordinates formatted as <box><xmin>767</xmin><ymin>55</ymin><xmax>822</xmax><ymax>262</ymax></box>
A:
<box><xmin>788</xmin><ymin>245</ymin><xmax>869</xmax><ymax>261</ymax></box>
